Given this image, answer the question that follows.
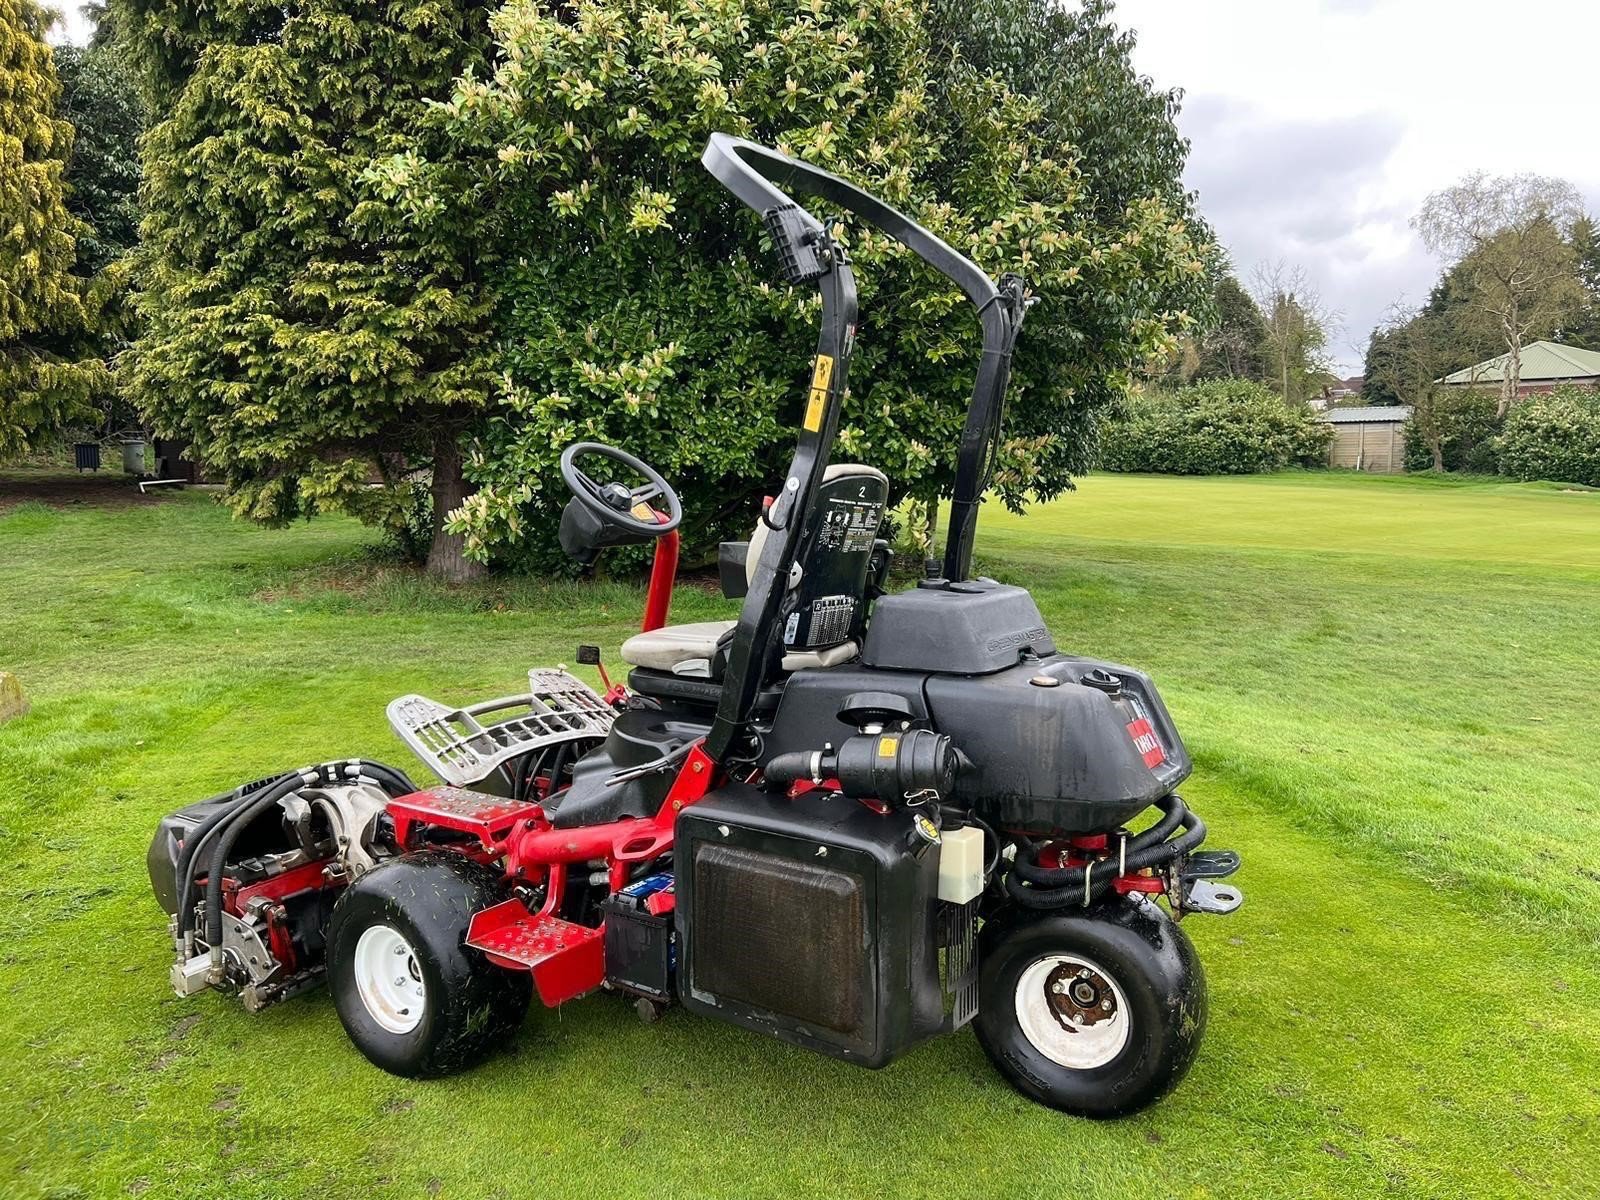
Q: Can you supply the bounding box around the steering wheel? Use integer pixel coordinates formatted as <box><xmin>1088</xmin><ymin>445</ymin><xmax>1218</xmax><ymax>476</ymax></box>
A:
<box><xmin>559</xmin><ymin>442</ymin><xmax>683</xmax><ymax>537</ymax></box>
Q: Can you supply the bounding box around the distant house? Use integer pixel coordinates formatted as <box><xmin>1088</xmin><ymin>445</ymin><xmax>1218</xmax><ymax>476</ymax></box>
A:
<box><xmin>1326</xmin><ymin>375</ymin><xmax>1364</xmax><ymax>399</ymax></box>
<box><xmin>1440</xmin><ymin>341</ymin><xmax>1600</xmax><ymax>395</ymax></box>
<box><xmin>1322</xmin><ymin>406</ymin><xmax>1412</xmax><ymax>473</ymax></box>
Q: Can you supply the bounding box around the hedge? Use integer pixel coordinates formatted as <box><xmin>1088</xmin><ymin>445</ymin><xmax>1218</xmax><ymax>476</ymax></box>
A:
<box><xmin>1496</xmin><ymin>385</ymin><xmax>1600</xmax><ymax>487</ymax></box>
<box><xmin>1096</xmin><ymin>380</ymin><xmax>1332</xmax><ymax>475</ymax></box>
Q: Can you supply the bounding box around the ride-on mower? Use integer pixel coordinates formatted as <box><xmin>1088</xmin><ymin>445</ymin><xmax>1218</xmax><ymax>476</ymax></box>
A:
<box><xmin>147</xmin><ymin>135</ymin><xmax>1241</xmax><ymax>1117</ymax></box>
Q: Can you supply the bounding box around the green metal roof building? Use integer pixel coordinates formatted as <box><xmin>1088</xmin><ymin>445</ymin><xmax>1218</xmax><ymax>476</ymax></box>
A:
<box><xmin>1441</xmin><ymin>341</ymin><xmax>1600</xmax><ymax>392</ymax></box>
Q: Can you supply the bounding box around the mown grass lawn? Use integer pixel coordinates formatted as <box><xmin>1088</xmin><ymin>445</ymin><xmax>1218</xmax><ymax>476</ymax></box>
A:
<box><xmin>2</xmin><ymin>467</ymin><xmax>1597</xmax><ymax>1199</ymax></box>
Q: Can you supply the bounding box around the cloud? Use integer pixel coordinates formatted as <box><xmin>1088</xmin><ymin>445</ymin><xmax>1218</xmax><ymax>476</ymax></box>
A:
<box><xmin>1176</xmin><ymin>96</ymin><xmax>1416</xmax><ymax>368</ymax></box>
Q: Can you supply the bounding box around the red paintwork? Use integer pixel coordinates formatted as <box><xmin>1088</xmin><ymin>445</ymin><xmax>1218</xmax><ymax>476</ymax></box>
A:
<box><xmin>389</xmin><ymin>742</ymin><xmax>721</xmax><ymax>1004</ymax></box>
<box><xmin>641</xmin><ymin>527</ymin><xmax>680</xmax><ymax>632</ymax></box>
<box><xmin>224</xmin><ymin>858</ymin><xmax>331</xmax><ymax>916</ymax></box>
<box><xmin>387</xmin><ymin>787</ymin><xmax>544</xmax><ymax>855</ymax></box>
<box><xmin>1037</xmin><ymin>838</ymin><xmax>1167</xmax><ymax>897</ymax></box>
<box><xmin>465</xmin><ymin>900</ymin><xmax>607</xmax><ymax>1006</ymax></box>
<box><xmin>221</xmin><ymin>859</ymin><xmax>338</xmax><ymax>976</ymax></box>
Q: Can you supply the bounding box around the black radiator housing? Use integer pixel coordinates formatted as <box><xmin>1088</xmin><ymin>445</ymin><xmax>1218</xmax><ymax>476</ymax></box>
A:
<box><xmin>674</xmin><ymin>783</ymin><xmax>946</xmax><ymax>1068</ymax></box>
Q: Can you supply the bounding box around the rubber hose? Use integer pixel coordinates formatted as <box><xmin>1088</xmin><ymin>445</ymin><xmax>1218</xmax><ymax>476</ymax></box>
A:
<box><xmin>174</xmin><ymin>771</ymin><xmax>302</xmax><ymax>939</ymax></box>
<box><xmin>1010</xmin><ymin>794</ymin><xmax>1188</xmax><ymax>887</ymax></box>
<box><xmin>1004</xmin><ymin>804</ymin><xmax>1206</xmax><ymax>909</ymax></box>
<box><xmin>191</xmin><ymin>759</ymin><xmax>416</xmax><ymax>945</ymax></box>
<box><xmin>202</xmin><ymin>769</ymin><xmax>323</xmax><ymax>949</ymax></box>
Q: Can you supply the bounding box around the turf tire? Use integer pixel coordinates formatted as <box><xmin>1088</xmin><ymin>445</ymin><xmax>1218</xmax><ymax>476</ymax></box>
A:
<box><xmin>974</xmin><ymin>895</ymin><xmax>1207</xmax><ymax>1118</ymax></box>
<box><xmin>327</xmin><ymin>851</ymin><xmax>530</xmax><ymax>1078</ymax></box>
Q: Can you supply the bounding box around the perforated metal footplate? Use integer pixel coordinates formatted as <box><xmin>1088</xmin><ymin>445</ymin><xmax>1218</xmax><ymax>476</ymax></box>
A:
<box><xmin>386</xmin><ymin>786</ymin><xmax>541</xmax><ymax>851</ymax></box>
<box><xmin>465</xmin><ymin>900</ymin><xmax>605</xmax><ymax>1006</ymax></box>
<box><xmin>387</xmin><ymin>669</ymin><xmax>614</xmax><ymax>787</ymax></box>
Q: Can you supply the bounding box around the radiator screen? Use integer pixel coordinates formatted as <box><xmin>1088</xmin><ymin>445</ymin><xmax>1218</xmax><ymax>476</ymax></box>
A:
<box><xmin>690</xmin><ymin>842</ymin><xmax>867</xmax><ymax>1036</ymax></box>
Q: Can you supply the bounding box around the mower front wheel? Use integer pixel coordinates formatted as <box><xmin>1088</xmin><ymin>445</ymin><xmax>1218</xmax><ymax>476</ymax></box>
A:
<box><xmin>327</xmin><ymin>852</ymin><xmax>531</xmax><ymax>1078</ymax></box>
<box><xmin>974</xmin><ymin>896</ymin><xmax>1207</xmax><ymax>1118</ymax></box>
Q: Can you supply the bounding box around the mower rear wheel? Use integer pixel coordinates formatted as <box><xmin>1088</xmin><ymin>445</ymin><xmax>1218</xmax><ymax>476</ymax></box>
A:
<box><xmin>327</xmin><ymin>852</ymin><xmax>530</xmax><ymax>1078</ymax></box>
<box><xmin>974</xmin><ymin>896</ymin><xmax>1207</xmax><ymax>1118</ymax></box>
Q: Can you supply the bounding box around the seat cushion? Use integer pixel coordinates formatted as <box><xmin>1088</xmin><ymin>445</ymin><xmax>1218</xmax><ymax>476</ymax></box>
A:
<box><xmin>620</xmin><ymin>620</ymin><xmax>734</xmax><ymax>672</ymax></box>
<box><xmin>621</xmin><ymin>620</ymin><xmax>861</xmax><ymax>676</ymax></box>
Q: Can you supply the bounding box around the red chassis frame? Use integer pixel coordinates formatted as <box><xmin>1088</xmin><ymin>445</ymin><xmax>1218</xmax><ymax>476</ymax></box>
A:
<box><xmin>384</xmin><ymin>525</ymin><xmax>709</xmax><ymax>1007</ymax></box>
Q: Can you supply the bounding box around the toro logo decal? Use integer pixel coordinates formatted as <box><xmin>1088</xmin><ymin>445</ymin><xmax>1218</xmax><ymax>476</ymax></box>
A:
<box><xmin>1126</xmin><ymin>718</ymin><xmax>1165</xmax><ymax>768</ymax></box>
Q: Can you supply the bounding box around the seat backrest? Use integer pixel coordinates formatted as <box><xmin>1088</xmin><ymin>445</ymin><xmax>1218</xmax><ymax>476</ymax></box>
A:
<box><xmin>747</xmin><ymin>463</ymin><xmax>889</xmax><ymax>650</ymax></box>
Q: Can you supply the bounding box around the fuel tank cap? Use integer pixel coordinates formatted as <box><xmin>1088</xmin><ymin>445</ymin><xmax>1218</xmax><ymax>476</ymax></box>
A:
<box><xmin>1080</xmin><ymin>668</ymin><xmax>1123</xmax><ymax>693</ymax></box>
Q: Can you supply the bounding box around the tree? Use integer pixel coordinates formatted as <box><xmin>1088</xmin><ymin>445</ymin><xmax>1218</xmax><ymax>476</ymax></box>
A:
<box><xmin>1361</xmin><ymin>326</ymin><xmax>1403</xmax><ymax>405</ymax></box>
<box><xmin>118</xmin><ymin>0</ymin><xmax>497</xmax><ymax>580</ymax></box>
<box><xmin>1195</xmin><ymin>270</ymin><xmax>1270</xmax><ymax>381</ymax></box>
<box><xmin>1250</xmin><ymin>260</ymin><xmax>1337</xmax><ymax>406</ymax></box>
<box><xmin>1367</xmin><ymin>304</ymin><xmax>1464</xmax><ymax>471</ymax></box>
<box><xmin>53</xmin><ymin>39</ymin><xmax>144</xmax><ymax>277</ymax></box>
<box><xmin>1413</xmin><ymin>172</ymin><xmax>1585</xmax><ymax>417</ymax></box>
<box><xmin>0</xmin><ymin>0</ymin><xmax>106</xmax><ymax>458</ymax></box>
<box><xmin>386</xmin><ymin>0</ymin><xmax>1208</xmax><ymax>569</ymax></box>
<box><xmin>1567</xmin><ymin>214</ymin><xmax>1600</xmax><ymax>350</ymax></box>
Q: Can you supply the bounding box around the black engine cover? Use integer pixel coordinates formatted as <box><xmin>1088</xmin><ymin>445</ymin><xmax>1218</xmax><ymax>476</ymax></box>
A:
<box><xmin>674</xmin><ymin>783</ymin><xmax>946</xmax><ymax>1068</ymax></box>
<box><xmin>757</xmin><ymin>577</ymin><xmax>1191</xmax><ymax>834</ymax></box>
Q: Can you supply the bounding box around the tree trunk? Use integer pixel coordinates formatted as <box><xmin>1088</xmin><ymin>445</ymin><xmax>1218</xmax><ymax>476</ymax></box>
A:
<box><xmin>1430</xmin><ymin>438</ymin><xmax>1444</xmax><ymax>471</ymax></box>
<box><xmin>426</xmin><ymin>432</ymin><xmax>485</xmax><ymax>583</ymax></box>
<box><xmin>1498</xmin><ymin>306</ymin><xmax>1520</xmax><ymax>420</ymax></box>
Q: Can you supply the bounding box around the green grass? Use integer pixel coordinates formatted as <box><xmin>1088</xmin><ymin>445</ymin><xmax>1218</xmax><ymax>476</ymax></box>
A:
<box><xmin>2</xmin><ymin>468</ymin><xmax>1598</xmax><ymax>1199</ymax></box>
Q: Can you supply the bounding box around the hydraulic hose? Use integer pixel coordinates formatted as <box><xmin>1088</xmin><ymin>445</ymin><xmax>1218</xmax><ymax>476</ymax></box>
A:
<box><xmin>173</xmin><ymin>771</ymin><xmax>299</xmax><ymax>945</ymax></box>
<box><xmin>179</xmin><ymin>760</ymin><xmax>417</xmax><ymax>950</ymax></box>
<box><xmin>1004</xmin><ymin>794</ymin><xmax>1206</xmax><ymax>910</ymax></box>
<box><xmin>1010</xmin><ymin>793</ymin><xmax>1188</xmax><ymax>887</ymax></box>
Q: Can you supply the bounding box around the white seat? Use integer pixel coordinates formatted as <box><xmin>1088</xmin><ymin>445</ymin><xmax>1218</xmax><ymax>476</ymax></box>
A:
<box><xmin>620</xmin><ymin>621</ymin><xmax>859</xmax><ymax>675</ymax></box>
<box><xmin>620</xmin><ymin>462</ymin><xmax>884</xmax><ymax>680</ymax></box>
<box><xmin>620</xmin><ymin>621</ymin><xmax>731</xmax><ymax>675</ymax></box>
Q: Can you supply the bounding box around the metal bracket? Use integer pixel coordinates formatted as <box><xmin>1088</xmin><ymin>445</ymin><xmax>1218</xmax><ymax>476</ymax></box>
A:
<box><xmin>1180</xmin><ymin>878</ymin><xmax>1244</xmax><ymax>916</ymax></box>
<box><xmin>387</xmin><ymin>669</ymin><xmax>614</xmax><ymax>788</ymax></box>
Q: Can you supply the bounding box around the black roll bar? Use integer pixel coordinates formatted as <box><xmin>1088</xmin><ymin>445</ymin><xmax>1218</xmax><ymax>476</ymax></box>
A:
<box><xmin>700</xmin><ymin>135</ymin><xmax>1026</xmax><ymax>760</ymax></box>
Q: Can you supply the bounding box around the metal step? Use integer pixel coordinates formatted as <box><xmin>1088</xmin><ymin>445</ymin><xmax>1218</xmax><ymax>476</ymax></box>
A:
<box><xmin>385</xmin><ymin>786</ymin><xmax>543</xmax><ymax>852</ymax></box>
<box><xmin>465</xmin><ymin>900</ymin><xmax>605</xmax><ymax>1006</ymax></box>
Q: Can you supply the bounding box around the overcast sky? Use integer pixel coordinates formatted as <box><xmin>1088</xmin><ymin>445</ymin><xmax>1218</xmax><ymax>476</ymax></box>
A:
<box><xmin>1115</xmin><ymin>0</ymin><xmax>1600</xmax><ymax>373</ymax></box>
<box><xmin>47</xmin><ymin>0</ymin><xmax>1600</xmax><ymax>374</ymax></box>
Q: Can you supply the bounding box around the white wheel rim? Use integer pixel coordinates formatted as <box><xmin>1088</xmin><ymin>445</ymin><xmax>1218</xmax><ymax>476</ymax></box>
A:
<box><xmin>353</xmin><ymin>924</ymin><xmax>427</xmax><ymax>1035</ymax></box>
<box><xmin>1014</xmin><ymin>953</ymin><xmax>1131</xmax><ymax>1070</ymax></box>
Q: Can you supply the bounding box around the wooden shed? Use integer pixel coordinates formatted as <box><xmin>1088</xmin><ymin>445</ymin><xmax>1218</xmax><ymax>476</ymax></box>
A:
<box><xmin>1323</xmin><ymin>406</ymin><xmax>1411</xmax><ymax>473</ymax></box>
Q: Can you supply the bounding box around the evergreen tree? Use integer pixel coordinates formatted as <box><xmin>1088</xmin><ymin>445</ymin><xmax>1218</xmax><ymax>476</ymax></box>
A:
<box><xmin>390</xmin><ymin>0</ymin><xmax>1208</xmax><ymax>568</ymax></box>
<box><xmin>119</xmin><ymin>0</ymin><xmax>496</xmax><ymax>578</ymax></box>
<box><xmin>1194</xmin><ymin>271</ymin><xmax>1270</xmax><ymax>381</ymax></box>
<box><xmin>0</xmin><ymin>0</ymin><xmax>105</xmax><ymax>458</ymax></box>
<box><xmin>54</xmin><ymin>39</ymin><xmax>144</xmax><ymax>276</ymax></box>
<box><xmin>1567</xmin><ymin>214</ymin><xmax>1600</xmax><ymax>349</ymax></box>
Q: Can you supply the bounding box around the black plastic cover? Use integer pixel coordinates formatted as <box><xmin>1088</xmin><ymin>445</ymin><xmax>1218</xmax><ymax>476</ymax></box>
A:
<box><xmin>759</xmin><ymin>654</ymin><xmax>1191</xmax><ymax>835</ymax></box>
<box><xmin>675</xmin><ymin>783</ymin><xmax>945</xmax><ymax>1068</ymax></box>
<box><xmin>550</xmin><ymin>705</ymin><xmax>710</xmax><ymax>828</ymax></box>
<box><xmin>147</xmin><ymin>786</ymin><xmax>308</xmax><ymax>914</ymax></box>
<box><xmin>761</xmin><ymin>204</ymin><xmax>830</xmax><ymax>284</ymax></box>
<box><xmin>718</xmin><ymin>541</ymin><xmax>750</xmax><ymax>599</ymax></box>
<box><xmin>601</xmin><ymin>895</ymin><xmax>673</xmax><ymax>1000</ymax></box>
<box><xmin>860</xmin><ymin>578</ymin><xmax>1055</xmax><ymax>674</ymax></box>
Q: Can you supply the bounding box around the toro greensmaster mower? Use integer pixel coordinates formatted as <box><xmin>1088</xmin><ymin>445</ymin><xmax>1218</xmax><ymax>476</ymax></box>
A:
<box><xmin>147</xmin><ymin>135</ymin><xmax>1241</xmax><ymax>1117</ymax></box>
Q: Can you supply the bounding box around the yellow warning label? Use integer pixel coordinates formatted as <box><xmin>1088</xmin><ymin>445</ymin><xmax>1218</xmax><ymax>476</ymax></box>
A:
<box><xmin>802</xmin><ymin>354</ymin><xmax>835</xmax><ymax>431</ymax></box>
<box><xmin>878</xmin><ymin>736</ymin><xmax>899</xmax><ymax>758</ymax></box>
